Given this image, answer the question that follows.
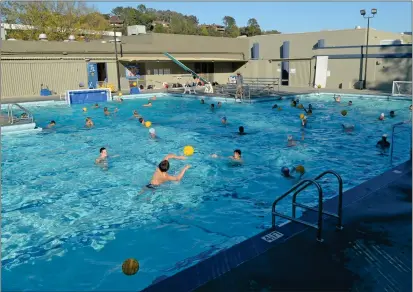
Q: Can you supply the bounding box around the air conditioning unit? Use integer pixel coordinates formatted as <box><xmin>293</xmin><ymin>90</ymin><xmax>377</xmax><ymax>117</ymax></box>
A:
<box><xmin>127</xmin><ymin>25</ymin><xmax>146</xmax><ymax>36</ymax></box>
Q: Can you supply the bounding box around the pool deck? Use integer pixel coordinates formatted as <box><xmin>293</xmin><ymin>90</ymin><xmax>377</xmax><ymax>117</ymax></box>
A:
<box><xmin>1</xmin><ymin>86</ymin><xmax>394</xmax><ymax>104</ymax></box>
<box><xmin>143</xmin><ymin>160</ymin><xmax>412</xmax><ymax>292</ymax></box>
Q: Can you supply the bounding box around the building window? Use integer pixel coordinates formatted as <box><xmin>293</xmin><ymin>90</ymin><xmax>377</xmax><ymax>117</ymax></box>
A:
<box><xmin>147</xmin><ymin>69</ymin><xmax>151</xmax><ymax>75</ymax></box>
<box><xmin>158</xmin><ymin>69</ymin><xmax>164</xmax><ymax>75</ymax></box>
<box><xmin>154</xmin><ymin>69</ymin><xmax>159</xmax><ymax>75</ymax></box>
<box><xmin>164</xmin><ymin>68</ymin><xmax>171</xmax><ymax>75</ymax></box>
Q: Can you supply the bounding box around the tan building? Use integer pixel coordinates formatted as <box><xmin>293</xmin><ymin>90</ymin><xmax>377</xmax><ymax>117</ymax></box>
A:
<box><xmin>1</xmin><ymin>28</ymin><xmax>411</xmax><ymax>98</ymax></box>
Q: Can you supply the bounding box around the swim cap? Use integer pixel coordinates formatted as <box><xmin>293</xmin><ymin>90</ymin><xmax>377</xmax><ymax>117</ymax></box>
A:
<box><xmin>341</xmin><ymin>110</ymin><xmax>348</xmax><ymax>116</ymax></box>
<box><xmin>149</xmin><ymin>128</ymin><xmax>155</xmax><ymax>134</ymax></box>
<box><xmin>287</xmin><ymin>135</ymin><xmax>293</xmax><ymax>141</ymax></box>
<box><xmin>383</xmin><ymin>134</ymin><xmax>387</xmax><ymax>138</ymax></box>
<box><xmin>222</xmin><ymin>117</ymin><xmax>227</xmax><ymax>121</ymax></box>
<box><xmin>281</xmin><ymin>166</ymin><xmax>290</xmax><ymax>176</ymax></box>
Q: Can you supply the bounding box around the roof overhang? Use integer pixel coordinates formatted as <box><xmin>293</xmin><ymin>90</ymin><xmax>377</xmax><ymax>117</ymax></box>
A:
<box><xmin>119</xmin><ymin>56</ymin><xmax>246</xmax><ymax>62</ymax></box>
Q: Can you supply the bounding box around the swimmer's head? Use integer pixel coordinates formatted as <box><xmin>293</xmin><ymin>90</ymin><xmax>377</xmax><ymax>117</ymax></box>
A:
<box><xmin>133</xmin><ymin>110</ymin><xmax>138</xmax><ymax>114</ymax></box>
<box><xmin>149</xmin><ymin>128</ymin><xmax>155</xmax><ymax>134</ymax></box>
<box><xmin>272</xmin><ymin>104</ymin><xmax>278</xmax><ymax>109</ymax></box>
<box><xmin>239</xmin><ymin>126</ymin><xmax>244</xmax><ymax>133</ymax></box>
<box><xmin>390</xmin><ymin>110</ymin><xmax>395</xmax><ymax>117</ymax></box>
<box><xmin>382</xmin><ymin>134</ymin><xmax>388</xmax><ymax>141</ymax></box>
<box><xmin>379</xmin><ymin>113</ymin><xmax>385</xmax><ymax>120</ymax></box>
<box><xmin>201</xmin><ymin>99</ymin><xmax>205</xmax><ymax>104</ymax></box>
<box><xmin>348</xmin><ymin>101</ymin><xmax>353</xmax><ymax>106</ymax></box>
<box><xmin>100</xmin><ymin>147</ymin><xmax>107</xmax><ymax>157</ymax></box>
<box><xmin>221</xmin><ymin>117</ymin><xmax>227</xmax><ymax>124</ymax></box>
<box><xmin>50</xmin><ymin>120</ymin><xmax>56</xmax><ymax>126</ymax></box>
<box><xmin>158</xmin><ymin>160</ymin><xmax>170</xmax><ymax>172</ymax></box>
<box><xmin>218</xmin><ymin>102</ymin><xmax>222</xmax><ymax>106</ymax></box>
<box><xmin>309</xmin><ymin>104</ymin><xmax>313</xmax><ymax>110</ymax></box>
<box><xmin>211</xmin><ymin>104</ymin><xmax>215</xmax><ymax>108</ymax></box>
<box><xmin>287</xmin><ymin>135</ymin><xmax>293</xmax><ymax>141</ymax></box>
<box><xmin>104</xmin><ymin>107</ymin><xmax>108</xmax><ymax>111</ymax></box>
<box><xmin>95</xmin><ymin>103</ymin><xmax>99</xmax><ymax>106</ymax></box>
<box><xmin>410</xmin><ymin>105</ymin><xmax>412</xmax><ymax>111</ymax></box>
<box><xmin>138</xmin><ymin>117</ymin><xmax>144</xmax><ymax>124</ymax></box>
<box><xmin>234</xmin><ymin>149</ymin><xmax>241</xmax><ymax>159</ymax></box>
<box><xmin>120</xmin><ymin>98</ymin><xmax>124</xmax><ymax>102</ymax></box>
<box><xmin>291</xmin><ymin>100</ymin><xmax>297</xmax><ymax>106</ymax></box>
<box><xmin>281</xmin><ymin>166</ymin><xmax>290</xmax><ymax>177</ymax></box>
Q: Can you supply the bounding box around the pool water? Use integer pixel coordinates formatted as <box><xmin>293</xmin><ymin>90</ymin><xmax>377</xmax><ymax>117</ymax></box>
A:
<box><xmin>2</xmin><ymin>94</ymin><xmax>411</xmax><ymax>291</ymax></box>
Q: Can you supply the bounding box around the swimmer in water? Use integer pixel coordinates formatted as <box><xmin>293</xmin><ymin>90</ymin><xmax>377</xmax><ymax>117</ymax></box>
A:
<box><xmin>141</xmin><ymin>154</ymin><xmax>191</xmax><ymax>192</ymax></box>
<box><xmin>47</xmin><ymin>120</ymin><xmax>56</xmax><ymax>128</ymax></box>
<box><xmin>238</xmin><ymin>126</ymin><xmax>246</xmax><ymax>135</ymax></box>
<box><xmin>149</xmin><ymin>128</ymin><xmax>157</xmax><ymax>139</ymax></box>
<box><xmin>115</xmin><ymin>98</ymin><xmax>124</xmax><ymax>103</ymax></box>
<box><xmin>211</xmin><ymin>149</ymin><xmax>242</xmax><ymax>162</ymax></box>
<box><xmin>131</xmin><ymin>110</ymin><xmax>141</xmax><ymax>119</ymax></box>
<box><xmin>301</xmin><ymin>116</ymin><xmax>308</xmax><ymax>127</ymax></box>
<box><xmin>95</xmin><ymin>147</ymin><xmax>119</xmax><ymax>167</ymax></box>
<box><xmin>93</xmin><ymin>103</ymin><xmax>100</xmax><ymax>109</ymax></box>
<box><xmin>143</xmin><ymin>101</ymin><xmax>152</xmax><ymax>107</ymax></box>
<box><xmin>291</xmin><ymin>100</ymin><xmax>297</xmax><ymax>107</ymax></box>
<box><xmin>103</xmin><ymin>107</ymin><xmax>110</xmax><ymax>116</ymax></box>
<box><xmin>410</xmin><ymin>105</ymin><xmax>412</xmax><ymax>111</ymax></box>
<box><xmin>379</xmin><ymin>113</ymin><xmax>385</xmax><ymax>121</ymax></box>
<box><xmin>390</xmin><ymin>110</ymin><xmax>395</xmax><ymax>118</ymax></box>
<box><xmin>210</xmin><ymin>104</ymin><xmax>215</xmax><ymax>110</ymax></box>
<box><xmin>376</xmin><ymin>134</ymin><xmax>390</xmax><ymax>149</ymax></box>
<box><xmin>333</xmin><ymin>95</ymin><xmax>341</xmax><ymax>103</ymax></box>
<box><xmin>287</xmin><ymin>135</ymin><xmax>297</xmax><ymax>147</ymax></box>
<box><xmin>272</xmin><ymin>104</ymin><xmax>278</xmax><ymax>109</ymax></box>
<box><xmin>138</xmin><ymin>117</ymin><xmax>145</xmax><ymax>125</ymax></box>
<box><xmin>304</xmin><ymin>104</ymin><xmax>313</xmax><ymax>115</ymax></box>
<box><xmin>85</xmin><ymin>117</ymin><xmax>94</xmax><ymax>128</ymax></box>
<box><xmin>217</xmin><ymin>102</ymin><xmax>222</xmax><ymax>108</ymax></box>
<box><xmin>348</xmin><ymin>101</ymin><xmax>353</xmax><ymax>106</ymax></box>
<box><xmin>281</xmin><ymin>166</ymin><xmax>293</xmax><ymax>178</ymax></box>
<box><xmin>342</xmin><ymin>124</ymin><xmax>355</xmax><ymax>133</ymax></box>
<box><xmin>201</xmin><ymin>99</ymin><xmax>205</xmax><ymax>104</ymax></box>
<box><xmin>221</xmin><ymin>117</ymin><xmax>227</xmax><ymax>124</ymax></box>
<box><xmin>150</xmin><ymin>95</ymin><xmax>157</xmax><ymax>101</ymax></box>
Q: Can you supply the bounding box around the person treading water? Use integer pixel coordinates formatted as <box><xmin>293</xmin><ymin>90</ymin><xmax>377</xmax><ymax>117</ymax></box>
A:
<box><xmin>287</xmin><ymin>135</ymin><xmax>297</xmax><ymax>147</ymax></box>
<box><xmin>130</xmin><ymin>110</ymin><xmax>141</xmax><ymax>119</ymax></box>
<box><xmin>149</xmin><ymin>128</ymin><xmax>158</xmax><ymax>140</ymax></box>
<box><xmin>103</xmin><ymin>107</ymin><xmax>111</xmax><ymax>116</ymax></box>
<box><xmin>272</xmin><ymin>104</ymin><xmax>278</xmax><ymax>109</ymax></box>
<box><xmin>85</xmin><ymin>117</ymin><xmax>94</xmax><ymax>128</ymax></box>
<box><xmin>143</xmin><ymin>101</ymin><xmax>152</xmax><ymax>107</ymax></box>
<box><xmin>238</xmin><ymin>126</ymin><xmax>247</xmax><ymax>135</ymax></box>
<box><xmin>378</xmin><ymin>113</ymin><xmax>385</xmax><ymax>121</ymax></box>
<box><xmin>138</xmin><ymin>117</ymin><xmax>145</xmax><ymax>126</ymax></box>
<box><xmin>390</xmin><ymin>110</ymin><xmax>396</xmax><ymax>118</ymax></box>
<box><xmin>95</xmin><ymin>147</ymin><xmax>119</xmax><ymax>169</ymax></box>
<box><xmin>200</xmin><ymin>99</ymin><xmax>205</xmax><ymax>104</ymax></box>
<box><xmin>93</xmin><ymin>103</ymin><xmax>100</xmax><ymax>109</ymax></box>
<box><xmin>141</xmin><ymin>154</ymin><xmax>191</xmax><ymax>192</ymax></box>
<box><xmin>342</xmin><ymin>123</ymin><xmax>355</xmax><ymax>133</ymax></box>
<box><xmin>333</xmin><ymin>95</ymin><xmax>341</xmax><ymax>103</ymax></box>
<box><xmin>47</xmin><ymin>120</ymin><xmax>56</xmax><ymax>128</ymax></box>
<box><xmin>221</xmin><ymin>117</ymin><xmax>227</xmax><ymax>125</ymax></box>
<box><xmin>348</xmin><ymin>101</ymin><xmax>353</xmax><ymax>106</ymax></box>
<box><xmin>281</xmin><ymin>165</ymin><xmax>305</xmax><ymax>179</ymax></box>
<box><xmin>376</xmin><ymin>134</ymin><xmax>390</xmax><ymax>149</ymax></box>
<box><xmin>210</xmin><ymin>104</ymin><xmax>215</xmax><ymax>110</ymax></box>
<box><xmin>304</xmin><ymin>104</ymin><xmax>313</xmax><ymax>115</ymax></box>
<box><xmin>211</xmin><ymin>149</ymin><xmax>243</xmax><ymax>163</ymax></box>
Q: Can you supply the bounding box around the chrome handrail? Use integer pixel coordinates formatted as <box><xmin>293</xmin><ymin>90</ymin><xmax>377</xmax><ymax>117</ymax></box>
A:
<box><xmin>272</xmin><ymin>179</ymin><xmax>324</xmax><ymax>242</ymax></box>
<box><xmin>7</xmin><ymin>103</ymin><xmax>34</xmax><ymax>124</ymax></box>
<box><xmin>390</xmin><ymin>121</ymin><xmax>412</xmax><ymax>164</ymax></box>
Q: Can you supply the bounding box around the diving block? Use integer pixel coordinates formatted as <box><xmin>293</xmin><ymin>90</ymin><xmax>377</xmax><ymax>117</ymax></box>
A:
<box><xmin>204</xmin><ymin>83</ymin><xmax>214</xmax><ymax>94</ymax></box>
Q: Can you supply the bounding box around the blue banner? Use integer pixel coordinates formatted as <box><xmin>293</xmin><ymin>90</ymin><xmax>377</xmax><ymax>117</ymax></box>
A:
<box><xmin>87</xmin><ymin>63</ymin><xmax>98</xmax><ymax>89</ymax></box>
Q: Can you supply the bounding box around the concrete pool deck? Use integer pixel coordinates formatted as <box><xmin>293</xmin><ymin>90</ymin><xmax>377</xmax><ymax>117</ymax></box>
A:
<box><xmin>0</xmin><ymin>86</ymin><xmax>396</xmax><ymax>104</ymax></box>
<box><xmin>143</xmin><ymin>160</ymin><xmax>412</xmax><ymax>292</ymax></box>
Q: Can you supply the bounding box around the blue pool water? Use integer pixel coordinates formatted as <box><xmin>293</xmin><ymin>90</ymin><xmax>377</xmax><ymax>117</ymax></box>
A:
<box><xmin>2</xmin><ymin>93</ymin><xmax>411</xmax><ymax>291</ymax></box>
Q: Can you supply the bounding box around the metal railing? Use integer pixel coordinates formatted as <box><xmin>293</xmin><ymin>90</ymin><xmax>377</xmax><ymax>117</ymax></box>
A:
<box><xmin>243</xmin><ymin>77</ymin><xmax>280</xmax><ymax>93</ymax></box>
<box><xmin>271</xmin><ymin>170</ymin><xmax>344</xmax><ymax>242</ymax></box>
<box><xmin>7</xmin><ymin>103</ymin><xmax>34</xmax><ymax>124</ymax></box>
<box><xmin>390</xmin><ymin>121</ymin><xmax>412</xmax><ymax>164</ymax></box>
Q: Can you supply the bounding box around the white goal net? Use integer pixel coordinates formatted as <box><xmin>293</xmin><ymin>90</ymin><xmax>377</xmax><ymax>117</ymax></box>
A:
<box><xmin>392</xmin><ymin>81</ymin><xmax>412</xmax><ymax>97</ymax></box>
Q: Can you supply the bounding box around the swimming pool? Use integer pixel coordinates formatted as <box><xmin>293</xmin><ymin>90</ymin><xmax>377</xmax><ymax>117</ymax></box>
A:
<box><xmin>2</xmin><ymin>93</ymin><xmax>411</xmax><ymax>291</ymax></box>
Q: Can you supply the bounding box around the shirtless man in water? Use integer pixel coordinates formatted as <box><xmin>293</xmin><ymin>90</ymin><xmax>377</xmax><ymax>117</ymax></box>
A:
<box><xmin>142</xmin><ymin>154</ymin><xmax>191</xmax><ymax>192</ymax></box>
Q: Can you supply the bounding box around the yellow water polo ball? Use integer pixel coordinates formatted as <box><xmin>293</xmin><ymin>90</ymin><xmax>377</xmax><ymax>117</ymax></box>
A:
<box><xmin>82</xmin><ymin>107</ymin><xmax>87</xmax><ymax>112</ymax></box>
<box><xmin>299</xmin><ymin>113</ymin><xmax>305</xmax><ymax>120</ymax></box>
<box><xmin>295</xmin><ymin>165</ymin><xmax>305</xmax><ymax>174</ymax></box>
<box><xmin>297</xmin><ymin>104</ymin><xmax>304</xmax><ymax>109</ymax></box>
<box><xmin>133</xmin><ymin>82</ymin><xmax>137</xmax><ymax>86</ymax></box>
<box><xmin>183</xmin><ymin>145</ymin><xmax>194</xmax><ymax>156</ymax></box>
<box><xmin>145</xmin><ymin>121</ymin><xmax>152</xmax><ymax>128</ymax></box>
<box><xmin>122</xmin><ymin>258</ymin><xmax>139</xmax><ymax>276</ymax></box>
<box><xmin>341</xmin><ymin>110</ymin><xmax>348</xmax><ymax>116</ymax></box>
<box><xmin>118</xmin><ymin>92</ymin><xmax>123</xmax><ymax>96</ymax></box>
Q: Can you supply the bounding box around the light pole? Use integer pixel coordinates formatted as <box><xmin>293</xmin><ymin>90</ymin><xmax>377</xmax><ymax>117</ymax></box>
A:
<box><xmin>360</xmin><ymin>8</ymin><xmax>377</xmax><ymax>90</ymax></box>
<box><xmin>109</xmin><ymin>16</ymin><xmax>124</xmax><ymax>93</ymax></box>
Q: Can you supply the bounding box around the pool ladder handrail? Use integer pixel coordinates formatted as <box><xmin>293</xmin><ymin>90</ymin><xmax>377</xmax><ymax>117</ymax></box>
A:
<box><xmin>390</xmin><ymin>120</ymin><xmax>412</xmax><ymax>164</ymax></box>
<box><xmin>271</xmin><ymin>170</ymin><xmax>344</xmax><ymax>243</ymax></box>
<box><xmin>7</xmin><ymin>103</ymin><xmax>34</xmax><ymax>124</ymax></box>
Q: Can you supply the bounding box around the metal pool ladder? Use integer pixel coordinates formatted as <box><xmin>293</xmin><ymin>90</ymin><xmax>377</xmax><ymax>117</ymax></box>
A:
<box><xmin>271</xmin><ymin>170</ymin><xmax>344</xmax><ymax>242</ymax></box>
<box><xmin>390</xmin><ymin>121</ymin><xmax>412</xmax><ymax>164</ymax></box>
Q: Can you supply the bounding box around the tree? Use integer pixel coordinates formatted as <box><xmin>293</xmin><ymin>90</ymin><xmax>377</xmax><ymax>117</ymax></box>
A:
<box><xmin>263</xmin><ymin>29</ymin><xmax>281</xmax><ymax>35</ymax></box>
<box><xmin>152</xmin><ymin>23</ymin><xmax>166</xmax><ymax>33</ymax></box>
<box><xmin>222</xmin><ymin>16</ymin><xmax>239</xmax><ymax>38</ymax></box>
<box><xmin>199</xmin><ymin>26</ymin><xmax>209</xmax><ymax>36</ymax></box>
<box><xmin>1</xmin><ymin>1</ymin><xmax>109</xmax><ymax>41</ymax></box>
<box><xmin>246</xmin><ymin>18</ymin><xmax>262</xmax><ymax>36</ymax></box>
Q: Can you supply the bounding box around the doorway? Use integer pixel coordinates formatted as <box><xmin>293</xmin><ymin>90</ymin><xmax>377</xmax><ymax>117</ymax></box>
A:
<box><xmin>97</xmin><ymin>63</ymin><xmax>107</xmax><ymax>82</ymax></box>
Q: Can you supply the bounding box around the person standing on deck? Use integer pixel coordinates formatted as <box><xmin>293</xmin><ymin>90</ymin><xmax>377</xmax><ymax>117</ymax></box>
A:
<box><xmin>235</xmin><ymin>72</ymin><xmax>244</xmax><ymax>99</ymax></box>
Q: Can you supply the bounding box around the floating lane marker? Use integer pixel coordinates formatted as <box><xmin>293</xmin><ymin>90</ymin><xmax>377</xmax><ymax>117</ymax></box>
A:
<box><xmin>261</xmin><ymin>230</ymin><xmax>284</xmax><ymax>243</ymax></box>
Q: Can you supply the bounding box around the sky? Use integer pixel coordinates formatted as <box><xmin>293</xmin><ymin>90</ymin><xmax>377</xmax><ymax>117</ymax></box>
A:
<box><xmin>93</xmin><ymin>1</ymin><xmax>412</xmax><ymax>34</ymax></box>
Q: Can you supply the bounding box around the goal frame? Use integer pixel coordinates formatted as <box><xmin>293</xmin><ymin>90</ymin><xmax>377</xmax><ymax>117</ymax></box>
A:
<box><xmin>392</xmin><ymin>81</ymin><xmax>412</xmax><ymax>97</ymax></box>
